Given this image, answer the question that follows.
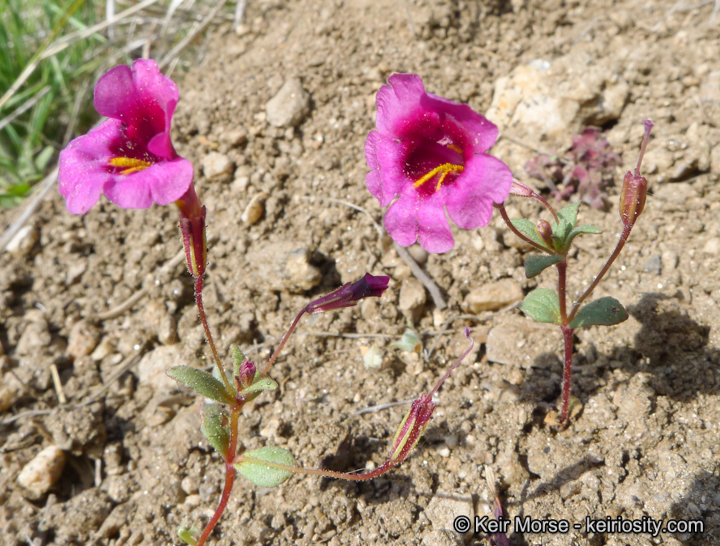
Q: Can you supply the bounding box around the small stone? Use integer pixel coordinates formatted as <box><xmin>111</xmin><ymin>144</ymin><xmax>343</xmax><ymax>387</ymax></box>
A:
<box><xmin>201</xmin><ymin>152</ymin><xmax>234</xmax><ymax>182</ymax></box>
<box><xmin>703</xmin><ymin>238</ymin><xmax>720</xmax><ymax>254</ymax></box>
<box><xmin>463</xmin><ymin>279</ymin><xmax>523</xmax><ymax>313</ymax></box>
<box><xmin>284</xmin><ymin>249</ymin><xmax>322</xmax><ymax>291</ymax></box>
<box><xmin>0</xmin><ymin>372</ymin><xmax>24</xmax><ymax>411</ymax></box>
<box><xmin>425</xmin><ymin>493</ymin><xmax>474</xmax><ymax>537</ymax></box>
<box><xmin>241</xmin><ymin>193</ymin><xmax>267</xmax><ymax>226</ymax></box>
<box><xmin>643</xmin><ymin>255</ymin><xmax>662</xmax><ymax>275</ymax></box>
<box><xmin>711</xmin><ymin>144</ymin><xmax>720</xmax><ymax>175</ymax></box>
<box><xmin>138</xmin><ymin>344</ymin><xmax>190</xmax><ymax>392</ymax></box>
<box><xmin>17</xmin><ymin>445</ymin><xmax>67</xmax><ymax>498</ymax></box>
<box><xmin>407</xmin><ymin>244</ymin><xmax>428</xmax><ymax>265</ymax></box>
<box><xmin>181</xmin><ymin>476</ymin><xmax>199</xmax><ymax>495</ymax></box>
<box><xmin>398</xmin><ymin>278</ymin><xmax>427</xmax><ymax>322</ymax></box>
<box><xmin>265</xmin><ymin>78</ymin><xmax>311</xmax><ymax>128</ymax></box>
<box><xmin>5</xmin><ymin>225</ymin><xmax>38</xmax><ymax>255</ymax></box>
<box><xmin>65</xmin><ymin>261</ymin><xmax>87</xmax><ymax>285</ymax></box>
<box><xmin>67</xmin><ymin>320</ymin><xmax>101</xmax><ymax>359</ymax></box>
<box><xmin>221</xmin><ymin>129</ymin><xmax>247</xmax><ymax>147</ymax></box>
<box><xmin>661</xmin><ymin>250</ymin><xmax>678</xmax><ymax>271</ymax></box>
<box><xmin>90</xmin><ymin>338</ymin><xmax>114</xmax><ymax>361</ymax></box>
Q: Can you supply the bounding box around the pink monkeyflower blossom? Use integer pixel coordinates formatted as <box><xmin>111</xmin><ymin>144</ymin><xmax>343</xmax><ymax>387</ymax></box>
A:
<box><xmin>365</xmin><ymin>74</ymin><xmax>512</xmax><ymax>253</ymax></box>
<box><xmin>307</xmin><ymin>273</ymin><xmax>390</xmax><ymax>314</ymax></box>
<box><xmin>58</xmin><ymin>59</ymin><xmax>193</xmax><ymax>214</ymax></box>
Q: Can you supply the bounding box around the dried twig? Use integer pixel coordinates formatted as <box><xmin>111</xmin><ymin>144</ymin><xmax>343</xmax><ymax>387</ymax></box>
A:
<box><xmin>50</xmin><ymin>364</ymin><xmax>67</xmax><ymax>404</ymax></box>
<box><xmin>298</xmin><ymin>195</ymin><xmax>384</xmax><ymax>240</ymax></box>
<box><xmin>353</xmin><ymin>398</ymin><xmax>414</xmax><ymax>416</ymax></box>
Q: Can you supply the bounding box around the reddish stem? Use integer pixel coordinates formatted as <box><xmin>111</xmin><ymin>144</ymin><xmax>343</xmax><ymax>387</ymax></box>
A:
<box><xmin>258</xmin><ymin>306</ymin><xmax>308</xmax><ymax>378</ymax></box>
<box><xmin>557</xmin><ymin>259</ymin><xmax>568</xmax><ymax>325</ymax></box>
<box><xmin>559</xmin><ymin>326</ymin><xmax>575</xmax><ymax>428</ymax></box>
<box><xmin>194</xmin><ymin>276</ymin><xmax>232</xmax><ymax>393</ymax></box>
<box><xmin>196</xmin><ymin>408</ymin><xmax>241</xmax><ymax>546</ymax></box>
<box><xmin>567</xmin><ymin>225</ymin><xmax>632</xmax><ymax>323</ymax></box>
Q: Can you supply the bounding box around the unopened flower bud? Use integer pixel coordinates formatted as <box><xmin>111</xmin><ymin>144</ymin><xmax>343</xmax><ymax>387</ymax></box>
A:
<box><xmin>238</xmin><ymin>359</ymin><xmax>256</xmax><ymax>389</ymax></box>
<box><xmin>536</xmin><ymin>219</ymin><xmax>554</xmax><ymax>247</ymax></box>
<box><xmin>509</xmin><ymin>179</ymin><xmax>535</xmax><ymax>198</ymax></box>
<box><xmin>389</xmin><ymin>394</ymin><xmax>435</xmax><ymax>463</ymax></box>
<box><xmin>619</xmin><ymin>171</ymin><xmax>648</xmax><ymax>228</ymax></box>
<box><xmin>307</xmin><ymin>273</ymin><xmax>390</xmax><ymax>314</ymax></box>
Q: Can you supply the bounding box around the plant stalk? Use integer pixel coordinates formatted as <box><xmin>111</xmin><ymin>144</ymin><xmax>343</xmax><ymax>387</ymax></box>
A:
<box><xmin>194</xmin><ymin>276</ymin><xmax>233</xmax><ymax>393</ymax></box>
<box><xmin>496</xmin><ymin>203</ymin><xmax>553</xmax><ymax>254</ymax></box>
<box><xmin>559</xmin><ymin>326</ymin><xmax>575</xmax><ymax>428</ymax></box>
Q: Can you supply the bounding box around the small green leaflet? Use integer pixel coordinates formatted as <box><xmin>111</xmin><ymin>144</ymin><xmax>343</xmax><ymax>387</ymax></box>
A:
<box><xmin>166</xmin><ymin>365</ymin><xmax>234</xmax><ymax>404</ymax></box>
<box><xmin>519</xmin><ymin>289</ymin><xmax>562</xmax><ymax>325</ymax></box>
<box><xmin>240</xmin><ymin>377</ymin><xmax>278</xmax><ymax>397</ymax></box>
<box><xmin>556</xmin><ymin>201</ymin><xmax>581</xmax><ymax>228</ymax></box>
<box><xmin>201</xmin><ymin>404</ymin><xmax>230</xmax><ymax>458</ymax></box>
<box><xmin>569</xmin><ymin>297</ymin><xmax>628</xmax><ymax>328</ymax></box>
<box><xmin>525</xmin><ymin>255</ymin><xmax>563</xmax><ymax>278</ymax></box>
<box><xmin>235</xmin><ymin>446</ymin><xmax>296</xmax><ymax>488</ymax></box>
<box><xmin>510</xmin><ymin>218</ymin><xmax>551</xmax><ymax>250</ymax></box>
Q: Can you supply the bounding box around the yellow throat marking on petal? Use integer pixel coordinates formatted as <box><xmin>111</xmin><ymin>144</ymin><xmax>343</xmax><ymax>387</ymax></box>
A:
<box><xmin>413</xmin><ymin>163</ymin><xmax>464</xmax><ymax>192</ymax></box>
<box><xmin>108</xmin><ymin>157</ymin><xmax>152</xmax><ymax>175</ymax></box>
<box><xmin>447</xmin><ymin>144</ymin><xmax>463</xmax><ymax>154</ymax></box>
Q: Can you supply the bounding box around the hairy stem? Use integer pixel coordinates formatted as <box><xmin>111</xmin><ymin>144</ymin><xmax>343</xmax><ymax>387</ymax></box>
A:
<box><xmin>531</xmin><ymin>193</ymin><xmax>560</xmax><ymax>224</ymax></box>
<box><xmin>559</xmin><ymin>326</ymin><xmax>575</xmax><ymax>428</ymax></box>
<box><xmin>496</xmin><ymin>203</ymin><xmax>553</xmax><ymax>254</ymax></box>
<box><xmin>568</xmin><ymin>225</ymin><xmax>632</xmax><ymax>323</ymax></box>
<box><xmin>195</xmin><ymin>276</ymin><xmax>233</xmax><ymax>393</ymax></box>
<box><xmin>557</xmin><ymin>260</ymin><xmax>568</xmax><ymax>325</ymax></box>
<box><xmin>196</xmin><ymin>409</ymin><xmax>241</xmax><ymax>546</ymax></box>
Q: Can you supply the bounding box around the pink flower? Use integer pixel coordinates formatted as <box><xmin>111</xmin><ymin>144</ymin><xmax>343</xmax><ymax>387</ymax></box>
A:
<box><xmin>58</xmin><ymin>59</ymin><xmax>193</xmax><ymax>214</ymax></box>
<box><xmin>306</xmin><ymin>273</ymin><xmax>390</xmax><ymax>314</ymax></box>
<box><xmin>365</xmin><ymin>74</ymin><xmax>512</xmax><ymax>253</ymax></box>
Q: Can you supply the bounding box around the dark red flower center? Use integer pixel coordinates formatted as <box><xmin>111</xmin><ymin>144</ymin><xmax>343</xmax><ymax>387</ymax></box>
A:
<box><xmin>404</xmin><ymin>139</ymin><xmax>465</xmax><ymax>197</ymax></box>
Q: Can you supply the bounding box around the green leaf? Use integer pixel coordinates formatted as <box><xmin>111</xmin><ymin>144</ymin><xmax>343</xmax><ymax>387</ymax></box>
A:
<box><xmin>201</xmin><ymin>404</ymin><xmax>230</xmax><ymax>458</ymax></box>
<box><xmin>510</xmin><ymin>218</ymin><xmax>551</xmax><ymax>250</ymax></box>
<box><xmin>568</xmin><ymin>224</ymin><xmax>603</xmax><ymax>242</ymax></box>
<box><xmin>235</xmin><ymin>446</ymin><xmax>296</xmax><ymax>487</ymax></box>
<box><xmin>551</xmin><ymin>217</ymin><xmax>571</xmax><ymax>246</ymax></box>
<box><xmin>525</xmin><ymin>254</ymin><xmax>563</xmax><ymax>278</ymax></box>
<box><xmin>166</xmin><ymin>365</ymin><xmax>234</xmax><ymax>404</ymax></box>
<box><xmin>556</xmin><ymin>201</ymin><xmax>581</xmax><ymax>229</ymax></box>
<box><xmin>569</xmin><ymin>297</ymin><xmax>628</xmax><ymax>328</ymax></box>
<box><xmin>230</xmin><ymin>345</ymin><xmax>245</xmax><ymax>376</ymax></box>
<box><xmin>177</xmin><ymin>526</ymin><xmax>200</xmax><ymax>546</ymax></box>
<box><xmin>391</xmin><ymin>328</ymin><xmax>422</xmax><ymax>352</ymax></box>
<box><xmin>240</xmin><ymin>377</ymin><xmax>278</xmax><ymax>398</ymax></box>
<box><xmin>519</xmin><ymin>289</ymin><xmax>562</xmax><ymax>325</ymax></box>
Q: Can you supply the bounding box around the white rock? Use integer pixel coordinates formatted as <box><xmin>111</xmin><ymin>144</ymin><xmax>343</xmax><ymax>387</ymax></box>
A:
<box><xmin>67</xmin><ymin>320</ymin><xmax>101</xmax><ymax>359</ymax></box>
<box><xmin>241</xmin><ymin>193</ymin><xmax>267</xmax><ymax>226</ymax></box>
<box><xmin>702</xmin><ymin>238</ymin><xmax>720</xmax><ymax>254</ymax></box>
<box><xmin>284</xmin><ymin>249</ymin><xmax>322</xmax><ymax>291</ymax></box>
<box><xmin>17</xmin><ymin>445</ymin><xmax>67</xmax><ymax>498</ymax></box>
<box><xmin>398</xmin><ymin>278</ymin><xmax>427</xmax><ymax>321</ymax></box>
<box><xmin>138</xmin><ymin>344</ymin><xmax>191</xmax><ymax>392</ymax></box>
<box><xmin>265</xmin><ymin>78</ymin><xmax>311</xmax><ymax>128</ymax></box>
<box><xmin>486</xmin><ymin>52</ymin><xmax>629</xmax><ymax>145</ymax></box>
<box><xmin>463</xmin><ymin>279</ymin><xmax>523</xmax><ymax>313</ymax></box>
<box><xmin>5</xmin><ymin>225</ymin><xmax>38</xmax><ymax>255</ymax></box>
<box><xmin>711</xmin><ymin>144</ymin><xmax>720</xmax><ymax>175</ymax></box>
<box><xmin>201</xmin><ymin>152</ymin><xmax>234</xmax><ymax>182</ymax></box>
<box><xmin>425</xmin><ymin>493</ymin><xmax>475</xmax><ymax>537</ymax></box>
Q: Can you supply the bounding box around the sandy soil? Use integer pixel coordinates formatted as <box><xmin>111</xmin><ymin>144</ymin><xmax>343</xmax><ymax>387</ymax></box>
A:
<box><xmin>2</xmin><ymin>0</ymin><xmax>720</xmax><ymax>545</ymax></box>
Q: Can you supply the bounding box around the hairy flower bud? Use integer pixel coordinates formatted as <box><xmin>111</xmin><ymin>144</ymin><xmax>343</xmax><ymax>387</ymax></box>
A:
<box><xmin>306</xmin><ymin>273</ymin><xmax>389</xmax><ymax>314</ymax></box>
<box><xmin>619</xmin><ymin>171</ymin><xmax>648</xmax><ymax>228</ymax></box>
<box><xmin>238</xmin><ymin>360</ymin><xmax>256</xmax><ymax>389</ymax></box>
<box><xmin>536</xmin><ymin>219</ymin><xmax>554</xmax><ymax>248</ymax></box>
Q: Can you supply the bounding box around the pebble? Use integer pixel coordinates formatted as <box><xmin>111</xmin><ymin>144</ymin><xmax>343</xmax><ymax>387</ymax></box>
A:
<box><xmin>284</xmin><ymin>249</ymin><xmax>322</xmax><ymax>291</ymax></box>
<box><xmin>17</xmin><ymin>445</ymin><xmax>67</xmax><ymax>498</ymax></box>
<box><xmin>702</xmin><ymin>237</ymin><xmax>720</xmax><ymax>254</ymax></box>
<box><xmin>5</xmin><ymin>225</ymin><xmax>38</xmax><ymax>255</ymax></box>
<box><xmin>67</xmin><ymin>320</ymin><xmax>101</xmax><ymax>359</ymax></box>
<box><xmin>181</xmin><ymin>476</ymin><xmax>200</xmax><ymax>495</ymax></box>
<box><xmin>398</xmin><ymin>278</ymin><xmax>427</xmax><ymax>322</ymax></box>
<box><xmin>201</xmin><ymin>152</ymin><xmax>235</xmax><ymax>182</ymax></box>
<box><xmin>661</xmin><ymin>250</ymin><xmax>679</xmax><ymax>271</ymax></box>
<box><xmin>0</xmin><ymin>371</ymin><xmax>23</xmax><ymax>411</ymax></box>
<box><xmin>407</xmin><ymin>244</ymin><xmax>428</xmax><ymax>265</ymax></box>
<box><xmin>138</xmin><ymin>344</ymin><xmax>190</xmax><ymax>392</ymax></box>
<box><xmin>241</xmin><ymin>193</ymin><xmax>267</xmax><ymax>226</ymax></box>
<box><xmin>643</xmin><ymin>255</ymin><xmax>662</xmax><ymax>275</ymax></box>
<box><xmin>463</xmin><ymin>279</ymin><xmax>523</xmax><ymax>313</ymax></box>
<box><xmin>425</xmin><ymin>494</ymin><xmax>474</xmax><ymax>537</ymax></box>
<box><xmin>711</xmin><ymin>144</ymin><xmax>720</xmax><ymax>175</ymax></box>
<box><xmin>265</xmin><ymin>78</ymin><xmax>311</xmax><ymax>128</ymax></box>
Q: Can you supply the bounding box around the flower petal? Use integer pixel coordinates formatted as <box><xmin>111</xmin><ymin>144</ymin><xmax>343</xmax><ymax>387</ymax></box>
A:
<box><xmin>133</xmin><ymin>59</ymin><xmax>179</xmax><ymax>158</ymax></box>
<box><xmin>384</xmin><ymin>195</ymin><xmax>419</xmax><ymax>247</ymax></box>
<box><xmin>365</xmin><ymin>130</ymin><xmax>408</xmax><ymax>207</ymax></box>
<box><xmin>417</xmin><ymin>194</ymin><xmax>454</xmax><ymax>253</ymax></box>
<box><xmin>103</xmin><ymin>157</ymin><xmax>193</xmax><ymax>209</ymax></box>
<box><xmin>58</xmin><ymin>120</ymin><xmax>121</xmax><ymax>214</ymax></box>
<box><xmin>424</xmin><ymin>92</ymin><xmax>499</xmax><ymax>153</ymax></box>
<box><xmin>94</xmin><ymin>64</ymin><xmax>141</xmax><ymax>121</ymax></box>
<box><xmin>445</xmin><ymin>154</ymin><xmax>513</xmax><ymax>230</ymax></box>
<box><xmin>375</xmin><ymin>74</ymin><xmax>427</xmax><ymax>135</ymax></box>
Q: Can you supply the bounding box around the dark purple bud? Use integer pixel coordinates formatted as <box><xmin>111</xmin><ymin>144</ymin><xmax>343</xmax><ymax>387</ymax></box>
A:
<box><xmin>307</xmin><ymin>273</ymin><xmax>390</xmax><ymax>314</ymax></box>
<box><xmin>238</xmin><ymin>359</ymin><xmax>256</xmax><ymax>389</ymax></box>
